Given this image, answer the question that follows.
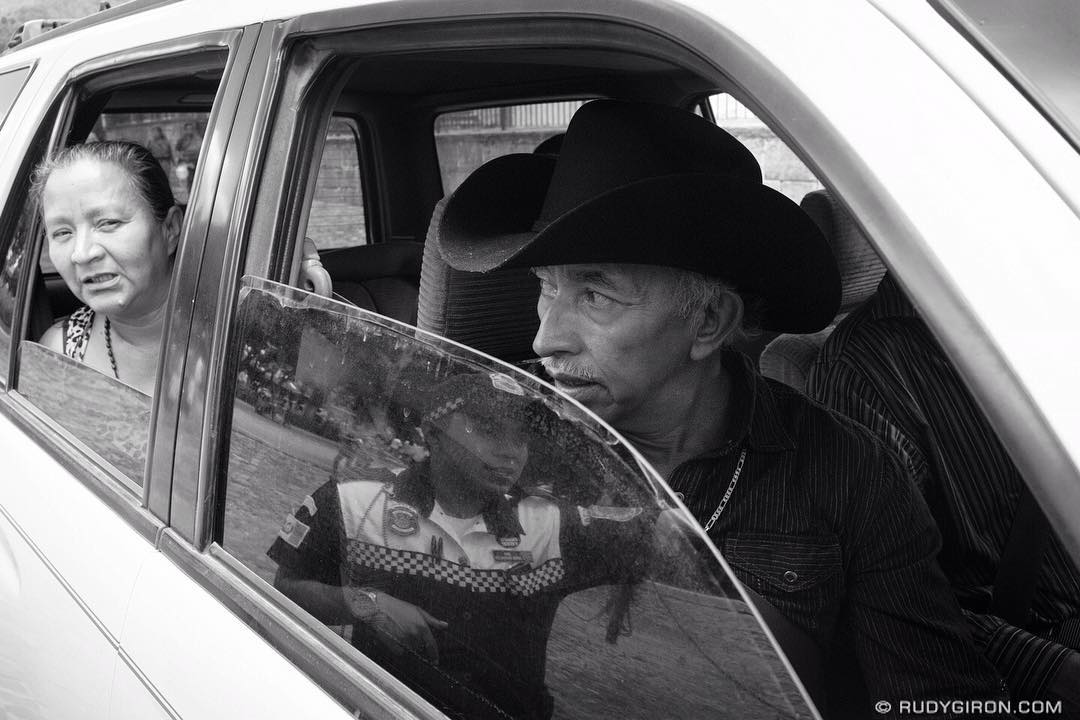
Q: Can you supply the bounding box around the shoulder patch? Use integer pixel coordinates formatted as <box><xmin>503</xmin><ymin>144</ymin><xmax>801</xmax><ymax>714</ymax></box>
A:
<box><xmin>278</xmin><ymin>514</ymin><xmax>311</xmax><ymax>548</ymax></box>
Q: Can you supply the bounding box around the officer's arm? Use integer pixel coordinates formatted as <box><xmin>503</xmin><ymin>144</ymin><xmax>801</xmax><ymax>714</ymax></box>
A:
<box><xmin>274</xmin><ymin>562</ymin><xmax>355</xmax><ymax>625</ymax></box>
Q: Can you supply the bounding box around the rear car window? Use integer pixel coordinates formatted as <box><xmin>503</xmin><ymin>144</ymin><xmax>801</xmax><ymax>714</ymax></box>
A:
<box><xmin>36</xmin><ymin>110</ymin><xmax>209</xmax><ymax>276</ymax></box>
<box><xmin>0</xmin><ymin>65</ymin><xmax>32</xmax><ymax>130</ymax></box>
<box><xmin>88</xmin><ymin>111</ymin><xmax>209</xmax><ymax>205</ymax></box>
<box><xmin>434</xmin><ymin>99</ymin><xmax>589</xmax><ymax>193</ymax></box>
<box><xmin>706</xmin><ymin>94</ymin><xmax>822</xmax><ymax>202</ymax></box>
<box><xmin>308</xmin><ymin>116</ymin><xmax>368</xmax><ymax>250</ymax></box>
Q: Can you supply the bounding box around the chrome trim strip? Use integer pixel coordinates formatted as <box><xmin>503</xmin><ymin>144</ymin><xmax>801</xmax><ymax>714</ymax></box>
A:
<box><xmin>0</xmin><ymin>501</ymin><xmax>118</xmax><ymax>646</ymax></box>
<box><xmin>158</xmin><ymin>531</ymin><xmax>443</xmax><ymax>719</ymax></box>
<box><xmin>166</xmin><ymin>24</ymin><xmax>271</xmax><ymax>545</ymax></box>
<box><xmin>147</xmin><ymin>27</ymin><xmax>258</xmax><ymax>527</ymax></box>
<box><xmin>116</xmin><ymin>645</ymin><xmax>184</xmax><ymax>720</ymax></box>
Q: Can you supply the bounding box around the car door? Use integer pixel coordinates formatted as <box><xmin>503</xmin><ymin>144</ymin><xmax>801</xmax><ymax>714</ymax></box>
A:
<box><xmin>0</xmin><ymin>17</ymin><xmax>310</xmax><ymax>719</ymax></box>
<box><xmin>144</xmin><ymin>4</ymin><xmax>829</xmax><ymax>719</ymax></box>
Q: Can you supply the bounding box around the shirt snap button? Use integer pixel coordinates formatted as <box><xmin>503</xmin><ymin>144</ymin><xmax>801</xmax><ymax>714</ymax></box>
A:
<box><xmin>674</xmin><ymin>492</ymin><xmax>685</xmax><ymax>501</ymax></box>
<box><xmin>783</xmin><ymin>570</ymin><xmax>798</xmax><ymax>584</ymax></box>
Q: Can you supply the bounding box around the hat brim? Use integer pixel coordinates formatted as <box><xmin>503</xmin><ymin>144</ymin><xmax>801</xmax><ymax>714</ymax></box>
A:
<box><xmin>436</xmin><ymin>153</ymin><xmax>555</xmax><ymax>271</ymax></box>
<box><xmin>438</xmin><ymin>159</ymin><xmax>840</xmax><ymax>333</ymax></box>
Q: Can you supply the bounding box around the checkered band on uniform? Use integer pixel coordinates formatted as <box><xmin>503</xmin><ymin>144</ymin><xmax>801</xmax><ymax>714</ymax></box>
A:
<box><xmin>345</xmin><ymin>540</ymin><xmax>565</xmax><ymax>597</ymax></box>
<box><xmin>423</xmin><ymin>397</ymin><xmax>466</xmax><ymax>424</ymax></box>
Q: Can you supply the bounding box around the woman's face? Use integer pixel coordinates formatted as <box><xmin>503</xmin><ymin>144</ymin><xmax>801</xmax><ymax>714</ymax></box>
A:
<box><xmin>42</xmin><ymin>158</ymin><xmax>179</xmax><ymax>322</ymax></box>
<box><xmin>437</xmin><ymin>412</ymin><xmax>530</xmax><ymax>497</ymax></box>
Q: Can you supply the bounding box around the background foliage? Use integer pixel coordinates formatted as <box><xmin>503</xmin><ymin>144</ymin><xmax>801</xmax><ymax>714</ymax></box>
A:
<box><xmin>1</xmin><ymin>1</ymin><xmax>101</xmax><ymax>48</ymax></box>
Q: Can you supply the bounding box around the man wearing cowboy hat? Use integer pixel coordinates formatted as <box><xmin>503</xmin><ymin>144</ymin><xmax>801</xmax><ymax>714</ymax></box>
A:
<box><xmin>434</xmin><ymin>100</ymin><xmax>1006</xmax><ymax>717</ymax></box>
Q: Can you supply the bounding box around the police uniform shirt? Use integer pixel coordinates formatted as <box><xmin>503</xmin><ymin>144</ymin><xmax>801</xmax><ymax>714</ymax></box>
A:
<box><xmin>268</xmin><ymin>462</ymin><xmax>651</xmax><ymax>720</ymax></box>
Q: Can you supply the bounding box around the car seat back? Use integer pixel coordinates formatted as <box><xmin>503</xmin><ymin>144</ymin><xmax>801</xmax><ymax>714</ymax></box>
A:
<box><xmin>320</xmin><ymin>240</ymin><xmax>424</xmax><ymax>325</ymax></box>
<box><xmin>416</xmin><ymin>197</ymin><xmax>540</xmax><ymax>363</ymax></box>
<box><xmin>758</xmin><ymin>190</ymin><xmax>886</xmax><ymax>391</ymax></box>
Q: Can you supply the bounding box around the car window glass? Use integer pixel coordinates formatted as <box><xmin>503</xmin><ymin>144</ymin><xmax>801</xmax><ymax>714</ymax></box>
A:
<box><xmin>309</xmin><ymin>116</ymin><xmax>368</xmax><ymax>250</ymax></box>
<box><xmin>7</xmin><ymin>51</ymin><xmax>227</xmax><ymax>490</ymax></box>
<box><xmin>20</xmin><ymin>340</ymin><xmax>151</xmax><ymax>479</ymax></box>
<box><xmin>706</xmin><ymin>94</ymin><xmax>822</xmax><ymax>202</ymax></box>
<box><xmin>88</xmin><ymin>111</ymin><xmax>208</xmax><ymax>206</ymax></box>
<box><xmin>219</xmin><ymin>276</ymin><xmax>814</xmax><ymax>719</ymax></box>
<box><xmin>434</xmin><ymin>100</ymin><xmax>589</xmax><ymax>194</ymax></box>
<box><xmin>0</xmin><ymin>66</ymin><xmax>32</xmax><ymax>130</ymax></box>
<box><xmin>34</xmin><ymin>111</ymin><xmax>209</xmax><ymax>277</ymax></box>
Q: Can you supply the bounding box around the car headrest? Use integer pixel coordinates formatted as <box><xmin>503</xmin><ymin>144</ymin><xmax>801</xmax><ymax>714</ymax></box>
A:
<box><xmin>800</xmin><ymin>189</ymin><xmax>886</xmax><ymax>316</ymax></box>
<box><xmin>417</xmin><ymin>197</ymin><xmax>540</xmax><ymax>363</ymax></box>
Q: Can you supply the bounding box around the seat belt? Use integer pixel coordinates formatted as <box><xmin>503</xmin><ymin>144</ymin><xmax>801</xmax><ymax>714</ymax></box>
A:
<box><xmin>991</xmin><ymin>485</ymin><xmax>1052</xmax><ymax>627</ymax></box>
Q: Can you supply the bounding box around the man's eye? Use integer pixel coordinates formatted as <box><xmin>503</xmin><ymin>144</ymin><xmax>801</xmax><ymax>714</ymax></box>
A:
<box><xmin>583</xmin><ymin>290</ymin><xmax>614</xmax><ymax>308</ymax></box>
<box><xmin>537</xmin><ymin>277</ymin><xmax>556</xmax><ymax>297</ymax></box>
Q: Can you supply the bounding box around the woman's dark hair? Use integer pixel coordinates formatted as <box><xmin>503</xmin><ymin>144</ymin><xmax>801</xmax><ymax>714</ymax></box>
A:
<box><xmin>31</xmin><ymin>140</ymin><xmax>176</xmax><ymax>221</ymax></box>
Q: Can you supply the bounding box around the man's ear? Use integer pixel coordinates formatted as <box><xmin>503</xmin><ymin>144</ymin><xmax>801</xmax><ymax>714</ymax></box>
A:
<box><xmin>163</xmin><ymin>205</ymin><xmax>184</xmax><ymax>256</ymax></box>
<box><xmin>689</xmin><ymin>290</ymin><xmax>743</xmax><ymax>361</ymax></box>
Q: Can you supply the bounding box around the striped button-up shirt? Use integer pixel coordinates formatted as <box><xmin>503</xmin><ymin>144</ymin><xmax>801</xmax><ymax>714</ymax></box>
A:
<box><xmin>806</xmin><ymin>272</ymin><xmax>1080</xmax><ymax>699</ymax></box>
<box><xmin>668</xmin><ymin>351</ymin><xmax>1004</xmax><ymax>717</ymax></box>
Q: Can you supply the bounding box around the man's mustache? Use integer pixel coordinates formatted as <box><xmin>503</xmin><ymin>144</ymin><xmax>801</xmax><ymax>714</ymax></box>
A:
<box><xmin>540</xmin><ymin>357</ymin><xmax>599</xmax><ymax>382</ymax></box>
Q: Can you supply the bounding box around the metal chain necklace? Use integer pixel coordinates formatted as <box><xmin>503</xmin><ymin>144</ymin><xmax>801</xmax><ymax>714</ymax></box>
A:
<box><xmin>703</xmin><ymin>447</ymin><xmax>747</xmax><ymax>532</ymax></box>
<box><xmin>103</xmin><ymin>317</ymin><xmax>119</xmax><ymax>379</ymax></box>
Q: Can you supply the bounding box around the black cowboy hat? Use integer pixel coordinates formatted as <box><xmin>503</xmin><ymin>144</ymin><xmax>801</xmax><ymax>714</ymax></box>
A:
<box><xmin>435</xmin><ymin>100</ymin><xmax>841</xmax><ymax>333</ymax></box>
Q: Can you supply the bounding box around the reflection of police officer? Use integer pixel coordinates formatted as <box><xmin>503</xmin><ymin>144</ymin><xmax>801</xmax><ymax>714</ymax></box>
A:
<box><xmin>269</xmin><ymin>372</ymin><xmax>655</xmax><ymax>720</ymax></box>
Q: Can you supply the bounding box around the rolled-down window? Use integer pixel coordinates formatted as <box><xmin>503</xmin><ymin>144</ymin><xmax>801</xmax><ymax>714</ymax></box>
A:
<box><xmin>220</xmin><ymin>276</ymin><xmax>815</xmax><ymax>720</ymax></box>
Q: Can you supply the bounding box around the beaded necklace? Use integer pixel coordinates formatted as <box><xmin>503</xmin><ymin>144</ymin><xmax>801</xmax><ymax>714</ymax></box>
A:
<box><xmin>103</xmin><ymin>317</ymin><xmax>119</xmax><ymax>379</ymax></box>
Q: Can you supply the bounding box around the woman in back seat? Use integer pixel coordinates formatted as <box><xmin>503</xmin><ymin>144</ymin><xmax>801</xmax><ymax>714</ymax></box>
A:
<box><xmin>33</xmin><ymin>141</ymin><xmax>183</xmax><ymax>395</ymax></box>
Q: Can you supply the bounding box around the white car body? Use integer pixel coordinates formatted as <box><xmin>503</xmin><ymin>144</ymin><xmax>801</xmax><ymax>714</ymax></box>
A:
<box><xmin>0</xmin><ymin>1</ymin><xmax>1076</xmax><ymax>718</ymax></box>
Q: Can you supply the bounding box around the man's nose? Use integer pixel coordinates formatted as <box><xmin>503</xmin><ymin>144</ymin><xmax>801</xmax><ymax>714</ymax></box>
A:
<box><xmin>70</xmin><ymin>227</ymin><xmax>103</xmax><ymax>264</ymax></box>
<box><xmin>532</xmin><ymin>294</ymin><xmax>579</xmax><ymax>358</ymax></box>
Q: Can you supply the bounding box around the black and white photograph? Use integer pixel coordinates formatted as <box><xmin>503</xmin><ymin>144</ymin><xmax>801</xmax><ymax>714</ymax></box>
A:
<box><xmin>0</xmin><ymin>1</ymin><xmax>1077</xmax><ymax>718</ymax></box>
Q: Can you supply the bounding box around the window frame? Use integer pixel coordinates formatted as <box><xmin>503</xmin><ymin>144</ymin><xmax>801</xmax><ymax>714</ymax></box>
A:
<box><xmin>307</xmin><ymin>112</ymin><xmax>376</xmax><ymax>250</ymax></box>
<box><xmin>0</xmin><ymin>30</ymin><xmax>256</xmax><ymax>541</ymax></box>
<box><xmin>431</xmin><ymin>97</ymin><xmax>592</xmax><ymax>194</ymax></box>
<box><xmin>177</xmin><ymin>7</ymin><xmax>818</xmax><ymax>719</ymax></box>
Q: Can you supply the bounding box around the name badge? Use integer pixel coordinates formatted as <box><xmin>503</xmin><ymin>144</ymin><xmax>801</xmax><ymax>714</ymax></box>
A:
<box><xmin>492</xmin><ymin>550</ymin><xmax>533</xmax><ymax>564</ymax></box>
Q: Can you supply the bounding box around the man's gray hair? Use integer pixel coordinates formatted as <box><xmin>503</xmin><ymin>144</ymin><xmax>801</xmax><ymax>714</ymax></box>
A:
<box><xmin>665</xmin><ymin>268</ymin><xmax>763</xmax><ymax>347</ymax></box>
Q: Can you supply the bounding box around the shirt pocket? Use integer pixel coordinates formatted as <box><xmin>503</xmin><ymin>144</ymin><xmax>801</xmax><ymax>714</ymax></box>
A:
<box><xmin>723</xmin><ymin>533</ymin><xmax>844</xmax><ymax>636</ymax></box>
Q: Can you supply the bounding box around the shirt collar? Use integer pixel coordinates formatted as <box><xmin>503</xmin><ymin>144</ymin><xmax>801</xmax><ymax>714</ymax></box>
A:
<box><xmin>718</xmin><ymin>350</ymin><xmax>796</xmax><ymax>454</ymax></box>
